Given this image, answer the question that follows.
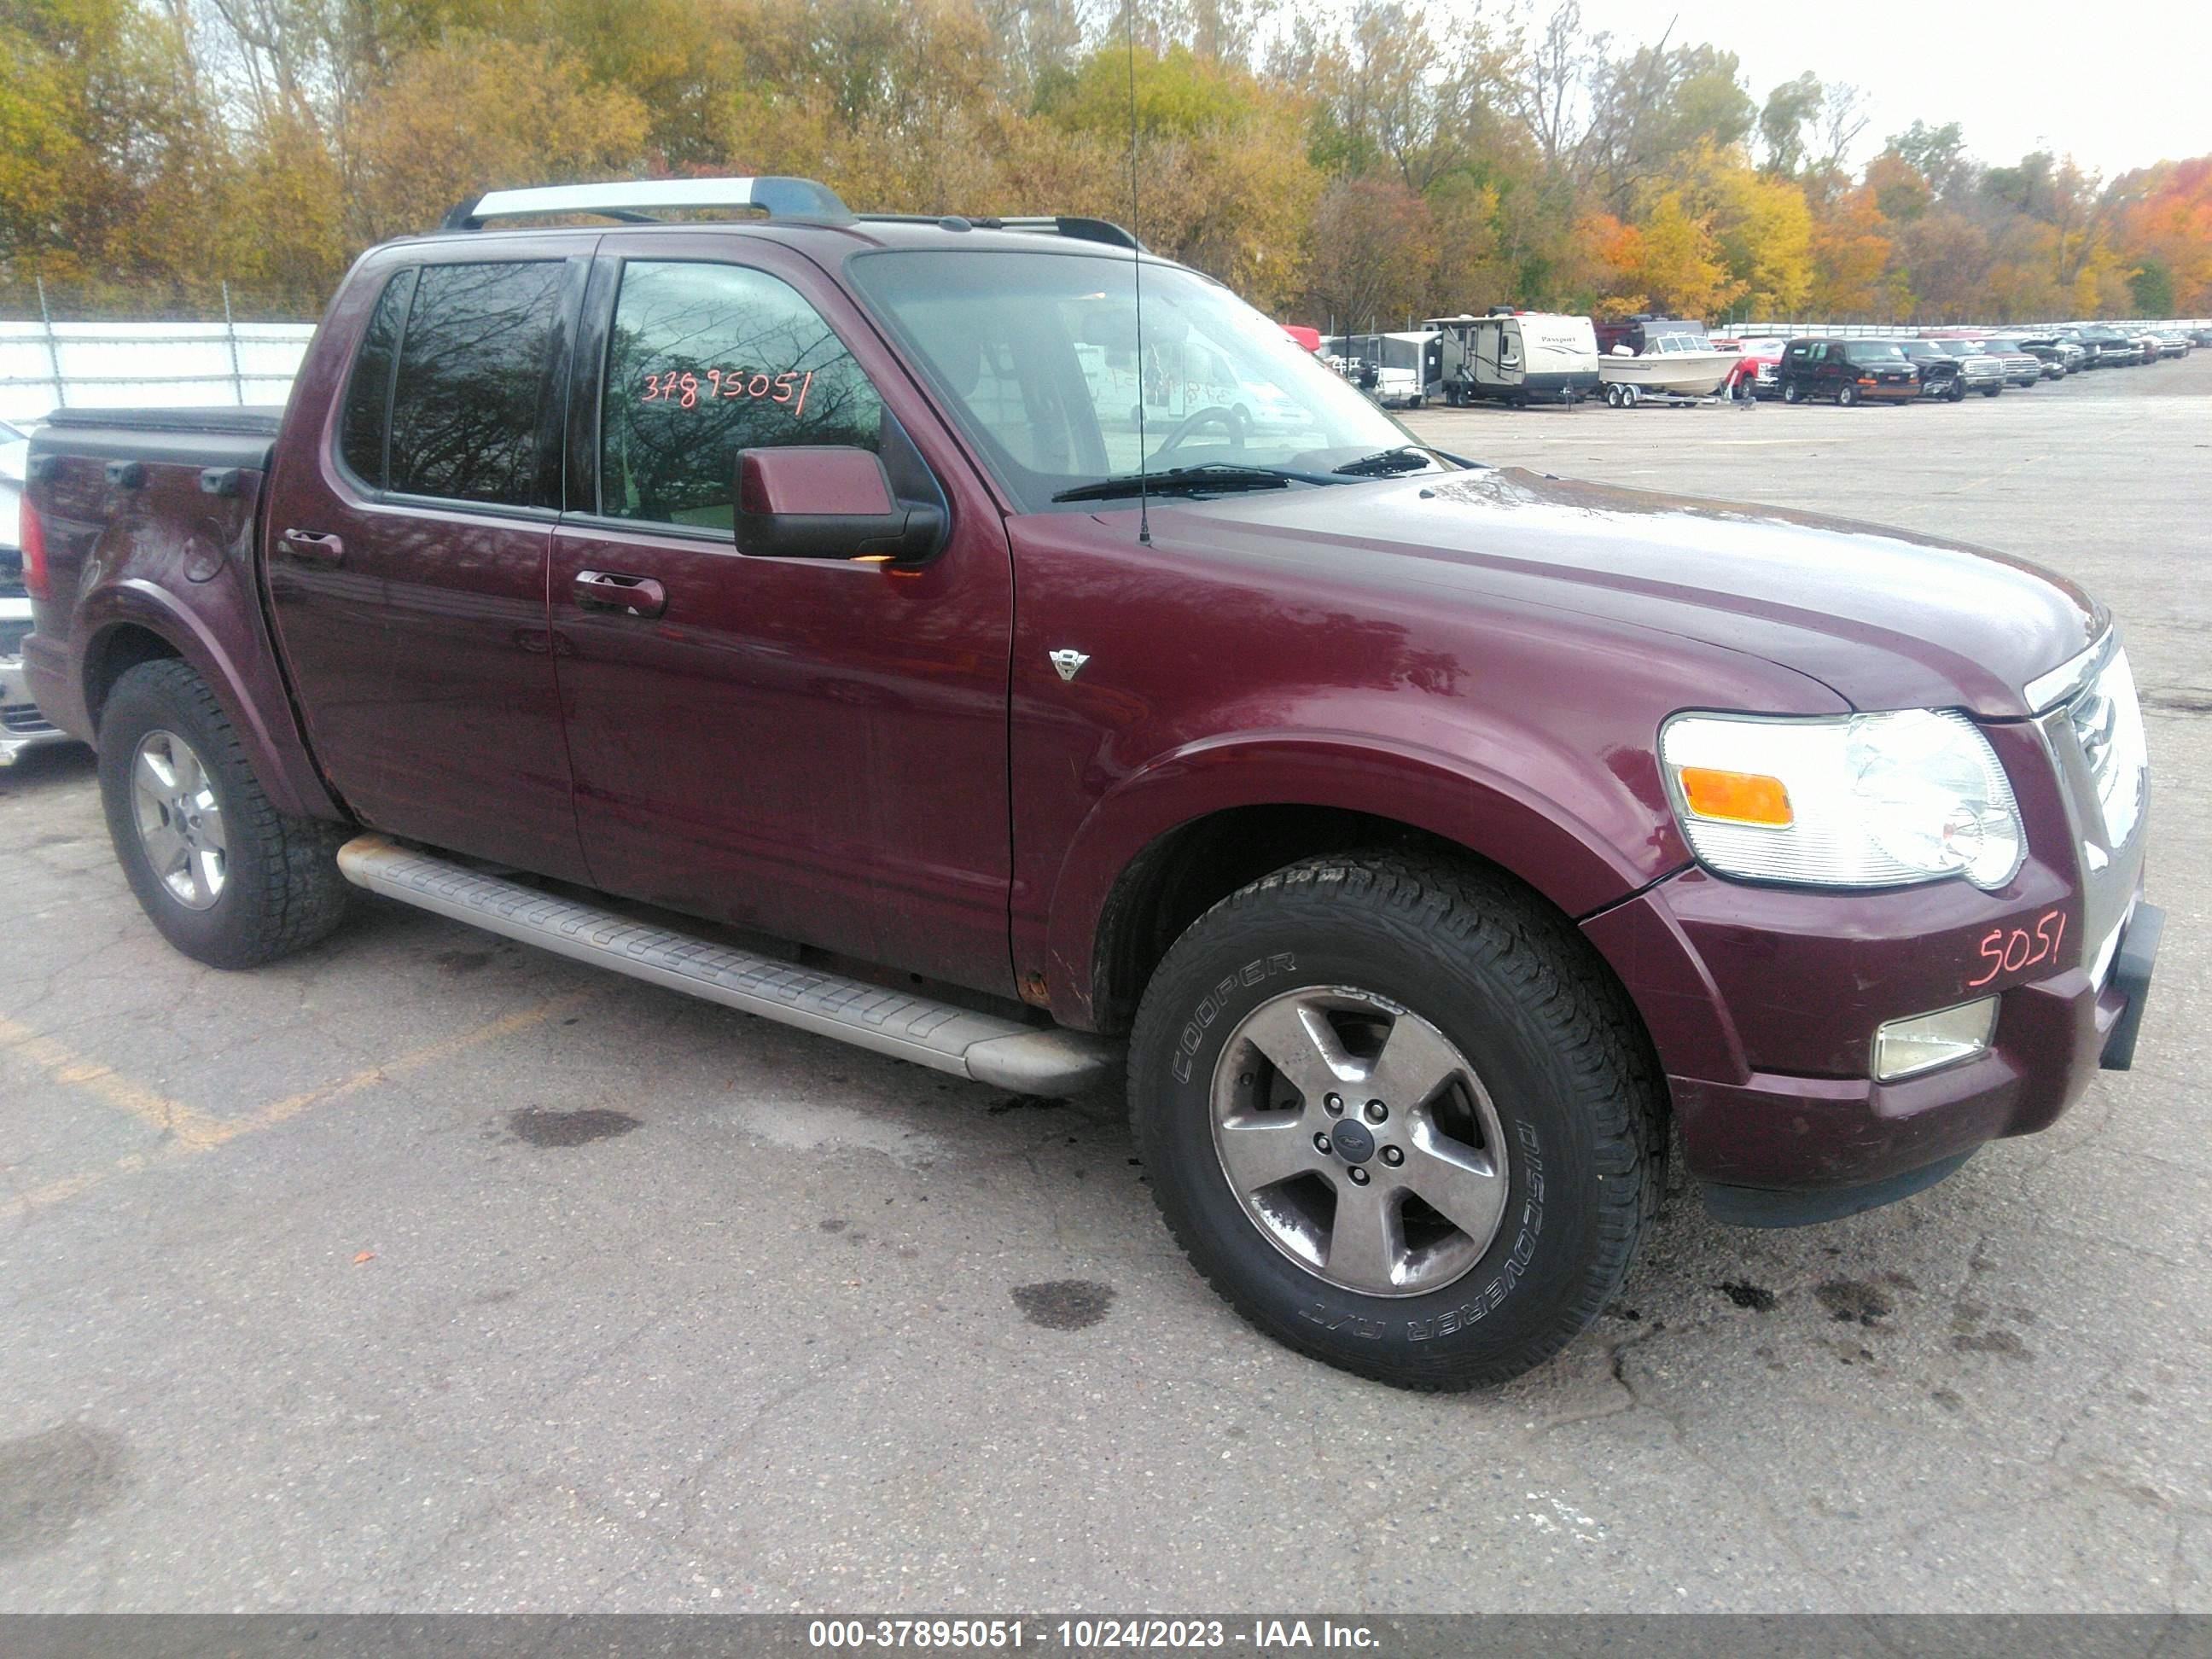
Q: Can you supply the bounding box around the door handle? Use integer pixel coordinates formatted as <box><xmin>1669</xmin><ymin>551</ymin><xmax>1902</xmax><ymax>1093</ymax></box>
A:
<box><xmin>279</xmin><ymin>529</ymin><xmax>345</xmax><ymax>565</ymax></box>
<box><xmin>573</xmin><ymin>570</ymin><xmax>667</xmax><ymax>617</ymax></box>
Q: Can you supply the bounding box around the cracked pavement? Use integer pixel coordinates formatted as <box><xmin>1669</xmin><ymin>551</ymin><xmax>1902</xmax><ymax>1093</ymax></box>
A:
<box><xmin>1</xmin><ymin>358</ymin><xmax>2206</xmax><ymax>1613</ymax></box>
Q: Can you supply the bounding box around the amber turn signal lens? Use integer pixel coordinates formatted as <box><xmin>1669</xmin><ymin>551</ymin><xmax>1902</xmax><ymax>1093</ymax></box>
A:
<box><xmin>1678</xmin><ymin>765</ymin><xmax>1794</xmax><ymax>827</ymax></box>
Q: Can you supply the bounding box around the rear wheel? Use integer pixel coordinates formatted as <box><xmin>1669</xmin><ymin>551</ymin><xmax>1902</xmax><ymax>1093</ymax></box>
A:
<box><xmin>1782</xmin><ymin>380</ymin><xmax>1801</xmax><ymax>404</ymax></box>
<box><xmin>1128</xmin><ymin>855</ymin><xmax>1664</xmax><ymax>1390</ymax></box>
<box><xmin>98</xmin><ymin>660</ymin><xmax>351</xmax><ymax>969</ymax></box>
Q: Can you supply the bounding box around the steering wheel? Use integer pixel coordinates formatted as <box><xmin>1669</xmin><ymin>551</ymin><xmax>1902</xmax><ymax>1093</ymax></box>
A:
<box><xmin>1152</xmin><ymin>405</ymin><xmax>1245</xmax><ymax>457</ymax></box>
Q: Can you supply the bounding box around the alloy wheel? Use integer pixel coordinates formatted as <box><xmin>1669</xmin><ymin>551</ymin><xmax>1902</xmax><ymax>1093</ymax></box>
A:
<box><xmin>1209</xmin><ymin>987</ymin><xmax>1510</xmax><ymax>1298</ymax></box>
<box><xmin>131</xmin><ymin>729</ymin><xmax>227</xmax><ymax>910</ymax></box>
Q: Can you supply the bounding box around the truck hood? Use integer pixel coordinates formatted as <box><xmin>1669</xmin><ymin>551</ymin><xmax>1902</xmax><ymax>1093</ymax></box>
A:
<box><xmin>1160</xmin><ymin>466</ymin><xmax>2103</xmax><ymax>719</ymax></box>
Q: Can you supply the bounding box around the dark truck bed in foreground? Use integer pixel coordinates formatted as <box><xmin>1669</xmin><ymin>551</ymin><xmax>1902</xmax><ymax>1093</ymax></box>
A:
<box><xmin>18</xmin><ymin>176</ymin><xmax>2159</xmax><ymax>1391</ymax></box>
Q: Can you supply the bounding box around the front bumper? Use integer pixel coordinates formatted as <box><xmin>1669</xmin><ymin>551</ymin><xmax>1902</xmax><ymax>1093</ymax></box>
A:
<box><xmin>1675</xmin><ymin>903</ymin><xmax>2157</xmax><ymax>1225</ymax></box>
<box><xmin>1583</xmin><ymin>715</ymin><xmax>2155</xmax><ymax>1228</ymax></box>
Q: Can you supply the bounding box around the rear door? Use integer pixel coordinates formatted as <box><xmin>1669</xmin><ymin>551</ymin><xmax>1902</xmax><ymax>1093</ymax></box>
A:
<box><xmin>264</xmin><ymin>243</ymin><xmax>592</xmax><ymax>881</ymax></box>
<box><xmin>1781</xmin><ymin>341</ymin><xmax>1813</xmax><ymax>393</ymax></box>
<box><xmin>546</xmin><ymin>236</ymin><xmax>1016</xmax><ymax>994</ymax></box>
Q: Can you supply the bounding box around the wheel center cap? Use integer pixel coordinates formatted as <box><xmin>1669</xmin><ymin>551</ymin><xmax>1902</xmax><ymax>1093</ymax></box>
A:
<box><xmin>1330</xmin><ymin>1120</ymin><xmax>1376</xmax><ymax>1165</ymax></box>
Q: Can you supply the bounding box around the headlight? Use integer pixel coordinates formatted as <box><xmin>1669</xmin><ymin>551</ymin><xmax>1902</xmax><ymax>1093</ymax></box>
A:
<box><xmin>1660</xmin><ymin>709</ymin><xmax>2025</xmax><ymax>890</ymax></box>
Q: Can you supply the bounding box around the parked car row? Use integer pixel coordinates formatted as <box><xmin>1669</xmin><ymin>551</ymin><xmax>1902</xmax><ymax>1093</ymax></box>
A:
<box><xmin>1718</xmin><ymin>322</ymin><xmax>2196</xmax><ymax>407</ymax></box>
<box><xmin>1320</xmin><ymin>311</ymin><xmax>2201</xmax><ymax>412</ymax></box>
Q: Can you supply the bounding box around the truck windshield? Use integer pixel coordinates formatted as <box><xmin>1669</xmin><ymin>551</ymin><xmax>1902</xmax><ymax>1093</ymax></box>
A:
<box><xmin>847</xmin><ymin>248</ymin><xmax>1444</xmax><ymax>512</ymax></box>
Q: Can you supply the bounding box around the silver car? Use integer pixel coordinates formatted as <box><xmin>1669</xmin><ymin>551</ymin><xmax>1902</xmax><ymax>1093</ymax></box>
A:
<box><xmin>1927</xmin><ymin>339</ymin><xmax>2008</xmax><ymax>397</ymax></box>
<box><xmin>1969</xmin><ymin>339</ymin><xmax>2044</xmax><ymax>387</ymax></box>
<box><xmin>0</xmin><ymin>418</ymin><xmax>74</xmax><ymax>767</ymax></box>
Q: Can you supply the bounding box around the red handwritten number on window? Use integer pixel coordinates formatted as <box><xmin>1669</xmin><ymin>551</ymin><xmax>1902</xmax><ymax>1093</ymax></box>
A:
<box><xmin>1966</xmin><ymin>909</ymin><xmax>2066</xmax><ymax>989</ymax></box>
<box><xmin>642</xmin><ymin>368</ymin><xmax>812</xmax><ymax>417</ymax></box>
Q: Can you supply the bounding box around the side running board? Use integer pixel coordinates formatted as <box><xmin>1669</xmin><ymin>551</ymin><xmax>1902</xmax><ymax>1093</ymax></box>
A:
<box><xmin>335</xmin><ymin>835</ymin><xmax>1119</xmax><ymax>1097</ymax></box>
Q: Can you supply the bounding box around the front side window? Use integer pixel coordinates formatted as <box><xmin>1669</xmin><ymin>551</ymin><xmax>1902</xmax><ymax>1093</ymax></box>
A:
<box><xmin>600</xmin><ymin>261</ymin><xmax>882</xmax><ymax>530</ymax></box>
<box><xmin>387</xmin><ymin>261</ymin><xmax>566</xmax><ymax>508</ymax></box>
<box><xmin>848</xmin><ymin>249</ymin><xmax>1432</xmax><ymax>512</ymax></box>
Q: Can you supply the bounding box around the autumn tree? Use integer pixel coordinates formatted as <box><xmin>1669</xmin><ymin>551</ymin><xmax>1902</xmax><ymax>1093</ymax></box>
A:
<box><xmin>2</xmin><ymin>0</ymin><xmax>2203</xmax><ymax>330</ymax></box>
<box><xmin>1306</xmin><ymin>173</ymin><xmax>1435</xmax><ymax>332</ymax></box>
<box><xmin>1630</xmin><ymin>191</ymin><xmax>1740</xmax><ymax>317</ymax></box>
<box><xmin>1807</xmin><ymin>187</ymin><xmax>1893</xmax><ymax>319</ymax></box>
<box><xmin>349</xmin><ymin>35</ymin><xmax>649</xmax><ymax>242</ymax></box>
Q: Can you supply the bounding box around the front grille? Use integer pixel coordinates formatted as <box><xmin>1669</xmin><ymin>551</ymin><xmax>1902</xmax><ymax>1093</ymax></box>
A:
<box><xmin>2</xmin><ymin>702</ymin><xmax>59</xmax><ymax>736</ymax></box>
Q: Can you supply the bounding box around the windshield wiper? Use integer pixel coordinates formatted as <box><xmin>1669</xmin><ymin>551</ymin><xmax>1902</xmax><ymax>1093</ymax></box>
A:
<box><xmin>1051</xmin><ymin>464</ymin><xmax>1299</xmax><ymax>504</ymax></box>
<box><xmin>1332</xmin><ymin>445</ymin><xmax>1435</xmax><ymax>477</ymax></box>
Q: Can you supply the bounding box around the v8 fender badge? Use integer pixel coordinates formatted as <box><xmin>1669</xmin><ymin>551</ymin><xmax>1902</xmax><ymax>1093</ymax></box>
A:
<box><xmin>1049</xmin><ymin>649</ymin><xmax>1090</xmax><ymax>682</ymax></box>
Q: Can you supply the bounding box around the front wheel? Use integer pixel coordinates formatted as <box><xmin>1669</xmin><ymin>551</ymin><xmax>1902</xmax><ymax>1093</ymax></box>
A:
<box><xmin>1837</xmin><ymin>382</ymin><xmax>1860</xmax><ymax>407</ymax></box>
<box><xmin>1983</xmin><ymin>385</ymin><xmax>2002</xmax><ymax>398</ymax></box>
<box><xmin>1947</xmin><ymin>381</ymin><xmax>1966</xmax><ymax>403</ymax></box>
<box><xmin>1128</xmin><ymin>856</ymin><xmax>1664</xmax><ymax>1390</ymax></box>
<box><xmin>99</xmin><ymin>660</ymin><xmax>352</xmax><ymax>969</ymax></box>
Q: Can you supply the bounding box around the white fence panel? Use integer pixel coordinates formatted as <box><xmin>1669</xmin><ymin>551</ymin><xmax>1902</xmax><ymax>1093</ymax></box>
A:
<box><xmin>0</xmin><ymin>317</ymin><xmax>315</xmax><ymax>424</ymax></box>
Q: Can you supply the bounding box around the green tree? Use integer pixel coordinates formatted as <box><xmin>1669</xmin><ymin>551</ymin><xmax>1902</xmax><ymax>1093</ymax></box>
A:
<box><xmin>1757</xmin><ymin>72</ymin><xmax>1820</xmax><ymax>175</ymax></box>
<box><xmin>2127</xmin><ymin>257</ymin><xmax>2174</xmax><ymax>317</ymax></box>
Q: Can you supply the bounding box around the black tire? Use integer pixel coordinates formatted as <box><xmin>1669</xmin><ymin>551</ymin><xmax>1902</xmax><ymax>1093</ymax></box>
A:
<box><xmin>1837</xmin><ymin>382</ymin><xmax>1860</xmax><ymax>407</ymax></box>
<box><xmin>1781</xmin><ymin>380</ymin><xmax>1800</xmax><ymax>404</ymax></box>
<box><xmin>1982</xmin><ymin>385</ymin><xmax>2001</xmax><ymax>398</ymax></box>
<box><xmin>1127</xmin><ymin>854</ymin><xmax>1665</xmax><ymax>1391</ymax></box>
<box><xmin>99</xmin><ymin>659</ymin><xmax>352</xmax><ymax>969</ymax></box>
<box><xmin>1947</xmin><ymin>381</ymin><xmax>1966</xmax><ymax>403</ymax></box>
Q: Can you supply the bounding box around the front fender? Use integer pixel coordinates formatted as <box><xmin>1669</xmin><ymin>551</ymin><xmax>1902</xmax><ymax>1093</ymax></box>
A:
<box><xmin>1043</xmin><ymin>728</ymin><xmax>1688</xmax><ymax>1028</ymax></box>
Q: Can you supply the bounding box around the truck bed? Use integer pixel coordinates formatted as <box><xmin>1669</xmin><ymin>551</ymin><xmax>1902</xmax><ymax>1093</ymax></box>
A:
<box><xmin>38</xmin><ymin>405</ymin><xmax>288</xmax><ymax>473</ymax></box>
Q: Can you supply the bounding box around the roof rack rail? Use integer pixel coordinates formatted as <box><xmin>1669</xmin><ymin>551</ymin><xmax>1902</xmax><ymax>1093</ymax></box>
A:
<box><xmin>978</xmin><ymin>215</ymin><xmax>1144</xmax><ymax>251</ymax></box>
<box><xmin>853</xmin><ymin>213</ymin><xmax>1145</xmax><ymax>253</ymax></box>
<box><xmin>442</xmin><ymin>177</ymin><xmax>853</xmax><ymax>231</ymax></box>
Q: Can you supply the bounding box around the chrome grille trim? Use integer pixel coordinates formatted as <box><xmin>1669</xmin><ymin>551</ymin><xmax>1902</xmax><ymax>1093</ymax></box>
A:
<box><xmin>2024</xmin><ymin>629</ymin><xmax>2114</xmax><ymax>715</ymax></box>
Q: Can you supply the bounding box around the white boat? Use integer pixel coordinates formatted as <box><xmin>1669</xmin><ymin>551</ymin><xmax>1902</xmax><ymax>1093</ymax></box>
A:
<box><xmin>1598</xmin><ymin>332</ymin><xmax>1738</xmax><ymax>401</ymax></box>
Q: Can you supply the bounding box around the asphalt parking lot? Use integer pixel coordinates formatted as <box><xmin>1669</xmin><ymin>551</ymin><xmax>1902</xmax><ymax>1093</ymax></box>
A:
<box><xmin>3</xmin><ymin>357</ymin><xmax>2208</xmax><ymax>1615</ymax></box>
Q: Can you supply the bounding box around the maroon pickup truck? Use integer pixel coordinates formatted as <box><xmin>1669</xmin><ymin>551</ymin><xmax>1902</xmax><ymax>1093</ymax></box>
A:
<box><xmin>19</xmin><ymin>178</ymin><xmax>2159</xmax><ymax>1390</ymax></box>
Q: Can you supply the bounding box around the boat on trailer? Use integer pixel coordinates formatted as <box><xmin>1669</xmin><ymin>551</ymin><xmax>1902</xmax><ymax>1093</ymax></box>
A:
<box><xmin>1598</xmin><ymin>329</ymin><xmax>1739</xmax><ymax>405</ymax></box>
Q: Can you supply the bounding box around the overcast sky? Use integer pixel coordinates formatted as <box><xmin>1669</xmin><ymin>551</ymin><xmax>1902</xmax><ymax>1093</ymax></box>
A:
<box><xmin>1561</xmin><ymin>0</ymin><xmax>2210</xmax><ymax>179</ymax></box>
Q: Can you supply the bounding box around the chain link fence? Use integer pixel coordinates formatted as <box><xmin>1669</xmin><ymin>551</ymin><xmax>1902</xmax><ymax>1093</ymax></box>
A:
<box><xmin>0</xmin><ymin>279</ymin><xmax>317</xmax><ymax>424</ymax></box>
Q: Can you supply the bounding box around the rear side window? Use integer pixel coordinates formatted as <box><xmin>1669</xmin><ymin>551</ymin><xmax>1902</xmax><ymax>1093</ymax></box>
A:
<box><xmin>386</xmin><ymin>261</ymin><xmax>566</xmax><ymax>508</ymax></box>
<box><xmin>339</xmin><ymin>269</ymin><xmax>415</xmax><ymax>488</ymax></box>
<box><xmin>599</xmin><ymin>260</ymin><xmax>882</xmax><ymax>530</ymax></box>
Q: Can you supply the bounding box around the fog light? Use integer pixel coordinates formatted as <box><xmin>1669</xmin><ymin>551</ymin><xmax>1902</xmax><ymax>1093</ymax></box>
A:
<box><xmin>1873</xmin><ymin>998</ymin><xmax>1998</xmax><ymax>1081</ymax></box>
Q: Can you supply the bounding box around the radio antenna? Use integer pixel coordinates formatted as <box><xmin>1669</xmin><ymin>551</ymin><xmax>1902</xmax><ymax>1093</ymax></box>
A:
<box><xmin>1126</xmin><ymin>0</ymin><xmax>1150</xmax><ymax>545</ymax></box>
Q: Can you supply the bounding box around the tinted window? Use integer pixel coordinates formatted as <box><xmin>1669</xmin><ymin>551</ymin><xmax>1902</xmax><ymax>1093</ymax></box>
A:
<box><xmin>338</xmin><ymin>268</ymin><xmax>416</xmax><ymax>489</ymax></box>
<box><xmin>600</xmin><ymin>261</ymin><xmax>882</xmax><ymax>529</ymax></box>
<box><xmin>387</xmin><ymin>261</ymin><xmax>565</xmax><ymax>507</ymax></box>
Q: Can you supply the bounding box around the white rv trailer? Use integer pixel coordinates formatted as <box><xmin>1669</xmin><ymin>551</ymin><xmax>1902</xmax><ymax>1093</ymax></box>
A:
<box><xmin>1424</xmin><ymin>311</ymin><xmax>1601</xmax><ymax>407</ymax></box>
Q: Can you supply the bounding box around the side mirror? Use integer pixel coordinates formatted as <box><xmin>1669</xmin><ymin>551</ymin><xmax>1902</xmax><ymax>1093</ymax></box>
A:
<box><xmin>734</xmin><ymin>445</ymin><xmax>946</xmax><ymax>562</ymax></box>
